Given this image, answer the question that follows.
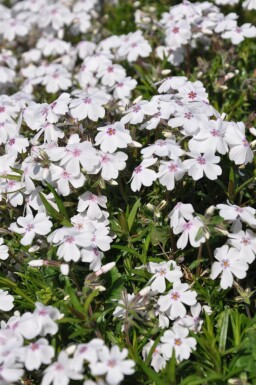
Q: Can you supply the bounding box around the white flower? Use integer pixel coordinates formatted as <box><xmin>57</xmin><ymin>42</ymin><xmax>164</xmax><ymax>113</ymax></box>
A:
<box><xmin>117</xmin><ymin>31</ymin><xmax>151</xmax><ymax>62</ymax></box>
<box><xmin>121</xmin><ymin>101</ymin><xmax>150</xmax><ymax>125</ymax></box>
<box><xmin>222</xmin><ymin>23</ymin><xmax>256</xmax><ymax>45</ymax></box>
<box><xmin>113</xmin><ymin>77</ymin><xmax>137</xmax><ymax>100</ymax></box>
<box><xmin>0</xmin><ymin>363</ymin><xmax>24</xmax><ymax>384</ymax></box>
<box><xmin>0</xmin><ymin>290</ymin><xmax>14</xmax><ymax>311</ymax></box>
<box><xmin>157</xmin><ymin>76</ymin><xmax>187</xmax><ymax>93</ymax></box>
<box><xmin>142</xmin><ymin>340</ymin><xmax>167</xmax><ymax>373</ymax></box>
<box><xmin>176</xmin><ymin>303</ymin><xmax>203</xmax><ymax>333</ymax></box>
<box><xmin>228</xmin><ymin>229</ymin><xmax>256</xmax><ymax>264</ymax></box>
<box><xmin>183</xmin><ymin>152</ymin><xmax>222</xmax><ymax>181</ymax></box>
<box><xmin>48</xmin><ymin>135</ymin><xmax>99</xmax><ymax>176</ymax></box>
<box><xmin>169</xmin><ymin>202</ymin><xmax>194</xmax><ymax>231</ymax></box>
<box><xmin>147</xmin><ymin>261</ymin><xmax>183</xmax><ymax>293</ymax></box>
<box><xmin>130</xmin><ymin>158</ymin><xmax>157</xmax><ymax>192</ymax></box>
<box><xmin>9</xmin><ymin>213</ymin><xmax>53</xmax><ymax>246</ymax></box>
<box><xmin>188</xmin><ymin>118</ymin><xmax>228</xmax><ymax>155</ymax></box>
<box><xmin>141</xmin><ymin>139</ymin><xmax>184</xmax><ymax>160</ymax></box>
<box><xmin>89</xmin><ymin>345</ymin><xmax>135</xmax><ymax>385</ymax></box>
<box><xmin>225</xmin><ymin>122</ymin><xmax>253</xmax><ymax>165</ymax></box>
<box><xmin>91</xmin><ymin>151</ymin><xmax>128</xmax><ymax>181</ymax></box>
<box><xmin>165</xmin><ymin>20</ymin><xmax>191</xmax><ymax>49</ymax></box>
<box><xmin>77</xmin><ymin>192</ymin><xmax>107</xmax><ymax>218</ymax></box>
<box><xmin>243</xmin><ymin>0</ymin><xmax>256</xmax><ymax>10</ymax></box>
<box><xmin>177</xmin><ymin>81</ymin><xmax>208</xmax><ymax>102</ymax></box>
<box><xmin>69</xmin><ymin>91</ymin><xmax>109</xmax><ymax>121</ymax></box>
<box><xmin>217</xmin><ymin>203</ymin><xmax>256</xmax><ymax>227</ymax></box>
<box><xmin>42</xmin><ymin>351</ymin><xmax>83</xmax><ymax>385</ymax></box>
<box><xmin>173</xmin><ymin>217</ymin><xmax>205</xmax><ymax>249</ymax></box>
<box><xmin>50</xmin><ymin>165</ymin><xmax>85</xmax><ymax>196</ymax></box>
<box><xmin>210</xmin><ymin>245</ymin><xmax>249</xmax><ymax>289</ymax></box>
<box><xmin>0</xmin><ymin>238</ymin><xmax>8</xmax><ymax>260</ymax></box>
<box><xmin>97</xmin><ymin>63</ymin><xmax>126</xmax><ymax>87</ymax></box>
<box><xmin>33</xmin><ymin>302</ymin><xmax>62</xmax><ymax>336</ymax></box>
<box><xmin>72</xmin><ymin>339</ymin><xmax>105</xmax><ymax>371</ymax></box>
<box><xmin>19</xmin><ymin>338</ymin><xmax>54</xmax><ymax>371</ymax></box>
<box><xmin>158</xmin><ymin>282</ymin><xmax>197</xmax><ymax>320</ymax></box>
<box><xmin>158</xmin><ymin>159</ymin><xmax>186</xmax><ymax>190</ymax></box>
<box><xmin>49</xmin><ymin>228</ymin><xmax>92</xmax><ymax>262</ymax></box>
<box><xmin>95</xmin><ymin>122</ymin><xmax>132</xmax><ymax>153</ymax></box>
<box><xmin>160</xmin><ymin>324</ymin><xmax>197</xmax><ymax>362</ymax></box>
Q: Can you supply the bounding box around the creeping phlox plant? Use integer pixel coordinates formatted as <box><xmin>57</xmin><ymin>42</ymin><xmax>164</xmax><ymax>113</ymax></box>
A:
<box><xmin>0</xmin><ymin>0</ymin><xmax>256</xmax><ymax>384</ymax></box>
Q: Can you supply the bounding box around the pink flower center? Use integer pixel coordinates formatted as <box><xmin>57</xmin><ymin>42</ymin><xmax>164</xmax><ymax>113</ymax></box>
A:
<box><xmin>174</xmin><ymin>338</ymin><xmax>182</xmax><ymax>346</ymax></box>
<box><xmin>101</xmin><ymin>155</ymin><xmax>110</xmax><ymax>163</ymax></box>
<box><xmin>73</xmin><ymin>148</ymin><xmax>81</xmax><ymax>157</ymax></box>
<box><xmin>221</xmin><ymin>259</ymin><xmax>230</xmax><ymax>269</ymax></box>
<box><xmin>158</xmin><ymin>268</ymin><xmax>166</xmax><ymax>276</ymax></box>
<box><xmin>107</xmin><ymin>66</ymin><xmax>114</xmax><ymax>73</ymax></box>
<box><xmin>172</xmin><ymin>27</ymin><xmax>180</xmax><ymax>34</ymax></box>
<box><xmin>235</xmin><ymin>206</ymin><xmax>243</xmax><ymax>213</ymax></box>
<box><xmin>79</xmin><ymin>346</ymin><xmax>88</xmax><ymax>353</ymax></box>
<box><xmin>236</xmin><ymin>27</ymin><xmax>242</xmax><ymax>33</ymax></box>
<box><xmin>131</xmin><ymin>43</ymin><xmax>137</xmax><ymax>48</ymax></box>
<box><xmin>183</xmin><ymin>221</ymin><xmax>193</xmax><ymax>230</ymax></box>
<box><xmin>61</xmin><ymin>170</ymin><xmax>70</xmax><ymax>179</ymax></box>
<box><xmin>211</xmin><ymin>129</ymin><xmax>220</xmax><ymax>137</ymax></box>
<box><xmin>83</xmin><ymin>97</ymin><xmax>92</xmax><ymax>104</ymax></box>
<box><xmin>50</xmin><ymin>101</ymin><xmax>57</xmax><ymax>109</ymax></box>
<box><xmin>7</xmin><ymin>181</ymin><xmax>16</xmax><ymax>188</ymax></box>
<box><xmin>107</xmin><ymin>359</ymin><xmax>117</xmax><ymax>368</ymax></box>
<box><xmin>117</xmin><ymin>82</ymin><xmax>124</xmax><ymax>87</ymax></box>
<box><xmin>39</xmin><ymin>309</ymin><xmax>48</xmax><ymax>316</ymax></box>
<box><xmin>107</xmin><ymin>127</ymin><xmax>116</xmax><ymax>136</ymax></box>
<box><xmin>89</xmin><ymin>194</ymin><xmax>97</xmax><ymax>202</ymax></box>
<box><xmin>41</xmin><ymin>107</ymin><xmax>48</xmax><ymax>116</ymax></box>
<box><xmin>65</xmin><ymin>235</ymin><xmax>75</xmax><ymax>244</ymax></box>
<box><xmin>171</xmin><ymin>291</ymin><xmax>180</xmax><ymax>301</ymax></box>
<box><xmin>242</xmin><ymin>138</ymin><xmax>249</xmax><ymax>147</ymax></box>
<box><xmin>8</xmin><ymin>138</ymin><xmax>16</xmax><ymax>146</ymax></box>
<box><xmin>133</xmin><ymin>105</ymin><xmax>141</xmax><ymax>113</ymax></box>
<box><xmin>134</xmin><ymin>165</ymin><xmax>142</xmax><ymax>173</ymax></box>
<box><xmin>157</xmin><ymin>141</ymin><xmax>166</xmax><ymax>147</ymax></box>
<box><xmin>26</xmin><ymin>224</ymin><xmax>34</xmax><ymax>232</ymax></box>
<box><xmin>30</xmin><ymin>343</ymin><xmax>39</xmax><ymax>351</ymax></box>
<box><xmin>55</xmin><ymin>363</ymin><xmax>64</xmax><ymax>371</ymax></box>
<box><xmin>0</xmin><ymin>106</ymin><xmax>5</xmax><ymax>113</ymax></box>
<box><xmin>168</xmin><ymin>163</ymin><xmax>178</xmax><ymax>172</ymax></box>
<box><xmin>241</xmin><ymin>237</ymin><xmax>250</xmax><ymax>245</ymax></box>
<box><xmin>184</xmin><ymin>112</ymin><xmax>193</xmax><ymax>120</ymax></box>
<box><xmin>188</xmin><ymin>91</ymin><xmax>197</xmax><ymax>99</ymax></box>
<box><xmin>197</xmin><ymin>156</ymin><xmax>206</xmax><ymax>165</ymax></box>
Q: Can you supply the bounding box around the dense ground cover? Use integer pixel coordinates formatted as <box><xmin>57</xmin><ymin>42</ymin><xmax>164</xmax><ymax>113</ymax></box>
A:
<box><xmin>0</xmin><ymin>0</ymin><xmax>256</xmax><ymax>384</ymax></box>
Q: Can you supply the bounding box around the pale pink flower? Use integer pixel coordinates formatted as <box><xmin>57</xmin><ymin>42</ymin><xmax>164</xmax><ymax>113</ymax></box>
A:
<box><xmin>158</xmin><ymin>282</ymin><xmax>197</xmax><ymax>320</ymax></box>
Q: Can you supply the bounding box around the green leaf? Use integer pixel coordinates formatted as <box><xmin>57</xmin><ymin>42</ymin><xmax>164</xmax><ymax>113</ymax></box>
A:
<box><xmin>228</xmin><ymin>167</ymin><xmax>235</xmax><ymax>201</ymax></box>
<box><xmin>45</xmin><ymin>182</ymin><xmax>69</xmax><ymax>219</ymax></box>
<box><xmin>218</xmin><ymin>308</ymin><xmax>230</xmax><ymax>352</ymax></box>
<box><xmin>39</xmin><ymin>193</ymin><xmax>72</xmax><ymax>226</ymax></box>
<box><xmin>127</xmin><ymin>198</ymin><xmax>141</xmax><ymax>232</ymax></box>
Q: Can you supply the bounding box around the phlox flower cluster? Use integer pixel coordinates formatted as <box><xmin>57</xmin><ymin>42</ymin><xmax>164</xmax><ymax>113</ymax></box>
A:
<box><xmin>0</xmin><ymin>0</ymin><xmax>255</xmax><ymax>383</ymax></box>
<box><xmin>0</xmin><ymin>303</ymin><xmax>135</xmax><ymax>385</ymax></box>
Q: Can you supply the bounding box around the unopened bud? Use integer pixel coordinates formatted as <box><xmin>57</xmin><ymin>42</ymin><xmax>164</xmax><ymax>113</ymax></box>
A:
<box><xmin>65</xmin><ymin>344</ymin><xmax>76</xmax><ymax>355</ymax></box>
<box><xmin>249</xmin><ymin>127</ymin><xmax>256</xmax><ymax>136</ymax></box>
<box><xmin>205</xmin><ymin>205</ymin><xmax>215</xmax><ymax>216</ymax></box>
<box><xmin>95</xmin><ymin>262</ymin><xmax>116</xmax><ymax>276</ymax></box>
<box><xmin>133</xmin><ymin>95</ymin><xmax>142</xmax><ymax>104</ymax></box>
<box><xmin>28</xmin><ymin>259</ymin><xmax>44</xmax><ymax>267</ymax></box>
<box><xmin>161</xmin><ymin>69</ymin><xmax>171</xmax><ymax>75</ymax></box>
<box><xmin>139</xmin><ymin>286</ymin><xmax>151</xmax><ymax>296</ymax></box>
<box><xmin>60</xmin><ymin>264</ymin><xmax>69</xmax><ymax>276</ymax></box>
<box><xmin>28</xmin><ymin>245</ymin><xmax>40</xmax><ymax>252</ymax></box>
